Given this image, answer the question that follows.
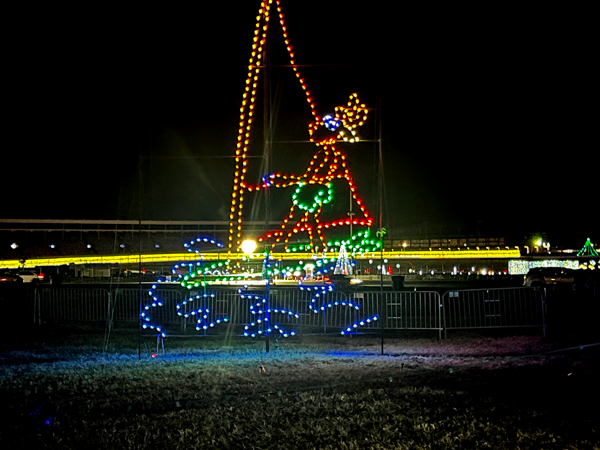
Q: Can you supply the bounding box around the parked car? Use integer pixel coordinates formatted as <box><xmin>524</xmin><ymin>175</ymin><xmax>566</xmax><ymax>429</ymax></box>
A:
<box><xmin>0</xmin><ymin>271</ymin><xmax>23</xmax><ymax>283</ymax></box>
<box><xmin>523</xmin><ymin>268</ymin><xmax>575</xmax><ymax>287</ymax></box>
<box><xmin>16</xmin><ymin>270</ymin><xmax>45</xmax><ymax>283</ymax></box>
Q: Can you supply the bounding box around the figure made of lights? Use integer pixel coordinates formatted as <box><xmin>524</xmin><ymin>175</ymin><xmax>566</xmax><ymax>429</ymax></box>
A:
<box><xmin>141</xmin><ymin>237</ymin><xmax>229</xmax><ymax>338</ymax></box>
<box><xmin>228</xmin><ymin>0</ymin><xmax>374</xmax><ymax>254</ymax></box>
<box><xmin>256</xmin><ymin>93</ymin><xmax>373</xmax><ymax>253</ymax></box>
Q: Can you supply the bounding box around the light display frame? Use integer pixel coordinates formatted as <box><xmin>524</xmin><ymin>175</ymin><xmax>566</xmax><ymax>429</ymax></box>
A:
<box><xmin>140</xmin><ymin>237</ymin><xmax>230</xmax><ymax>338</ymax></box>
<box><xmin>578</xmin><ymin>237</ymin><xmax>598</xmax><ymax>257</ymax></box>
<box><xmin>228</xmin><ymin>0</ymin><xmax>374</xmax><ymax>254</ymax></box>
<box><xmin>299</xmin><ymin>282</ymin><xmax>379</xmax><ymax>335</ymax></box>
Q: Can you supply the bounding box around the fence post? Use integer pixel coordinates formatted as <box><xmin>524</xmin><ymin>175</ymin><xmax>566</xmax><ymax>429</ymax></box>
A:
<box><xmin>33</xmin><ymin>286</ymin><xmax>41</xmax><ymax>326</ymax></box>
<box><xmin>540</xmin><ymin>287</ymin><xmax>547</xmax><ymax>338</ymax></box>
<box><xmin>438</xmin><ymin>293</ymin><xmax>443</xmax><ymax>341</ymax></box>
<box><xmin>107</xmin><ymin>289</ymin><xmax>113</xmax><ymax>324</ymax></box>
<box><xmin>180</xmin><ymin>290</ymin><xmax>187</xmax><ymax>333</ymax></box>
<box><xmin>380</xmin><ymin>291</ymin><xmax>385</xmax><ymax>355</ymax></box>
<box><xmin>103</xmin><ymin>288</ymin><xmax>113</xmax><ymax>353</ymax></box>
<box><xmin>442</xmin><ymin>292</ymin><xmax>448</xmax><ymax>340</ymax></box>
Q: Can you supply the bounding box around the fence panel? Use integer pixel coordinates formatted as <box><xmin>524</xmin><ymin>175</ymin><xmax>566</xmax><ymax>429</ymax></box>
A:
<box><xmin>385</xmin><ymin>291</ymin><xmax>443</xmax><ymax>331</ymax></box>
<box><xmin>38</xmin><ymin>287</ymin><xmax>110</xmax><ymax>322</ymax></box>
<box><xmin>357</xmin><ymin>291</ymin><xmax>442</xmax><ymax>336</ymax></box>
<box><xmin>119</xmin><ymin>288</ymin><xmax>185</xmax><ymax>326</ymax></box>
<box><xmin>31</xmin><ymin>285</ymin><xmax>556</xmax><ymax>338</ymax></box>
<box><xmin>269</xmin><ymin>288</ymin><xmax>310</xmax><ymax>333</ymax></box>
<box><xmin>442</xmin><ymin>287</ymin><xmax>545</xmax><ymax>335</ymax></box>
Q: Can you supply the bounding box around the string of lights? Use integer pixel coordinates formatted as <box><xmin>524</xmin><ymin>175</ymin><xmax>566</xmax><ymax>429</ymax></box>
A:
<box><xmin>240</xmin><ymin>287</ymin><xmax>299</xmax><ymax>338</ymax></box>
<box><xmin>229</xmin><ymin>0</ymin><xmax>318</xmax><ymax>252</ymax></box>
<box><xmin>228</xmin><ymin>0</ymin><xmax>374</xmax><ymax>254</ymax></box>
<box><xmin>577</xmin><ymin>237</ymin><xmax>598</xmax><ymax>257</ymax></box>
<box><xmin>176</xmin><ymin>293</ymin><xmax>228</xmax><ymax>332</ymax></box>
<box><xmin>141</xmin><ymin>237</ymin><xmax>230</xmax><ymax>337</ymax></box>
<box><xmin>299</xmin><ymin>282</ymin><xmax>379</xmax><ymax>335</ymax></box>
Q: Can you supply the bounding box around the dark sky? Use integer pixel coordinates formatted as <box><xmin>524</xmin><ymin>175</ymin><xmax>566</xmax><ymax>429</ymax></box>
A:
<box><xmin>3</xmin><ymin>2</ymin><xmax>596</xmax><ymax>246</ymax></box>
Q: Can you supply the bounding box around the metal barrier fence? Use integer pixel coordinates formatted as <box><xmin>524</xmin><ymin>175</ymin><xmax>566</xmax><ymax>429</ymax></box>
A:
<box><xmin>441</xmin><ymin>287</ymin><xmax>545</xmax><ymax>337</ymax></box>
<box><xmin>29</xmin><ymin>285</ymin><xmax>553</xmax><ymax>337</ymax></box>
<box><xmin>36</xmin><ymin>288</ymin><xmax>110</xmax><ymax>323</ymax></box>
<box><xmin>358</xmin><ymin>291</ymin><xmax>443</xmax><ymax>339</ymax></box>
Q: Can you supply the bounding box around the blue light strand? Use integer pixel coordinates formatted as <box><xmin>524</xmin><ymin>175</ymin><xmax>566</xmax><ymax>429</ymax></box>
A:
<box><xmin>299</xmin><ymin>282</ymin><xmax>379</xmax><ymax>335</ymax></box>
<box><xmin>341</xmin><ymin>315</ymin><xmax>379</xmax><ymax>335</ymax></box>
<box><xmin>184</xmin><ymin>237</ymin><xmax>224</xmax><ymax>252</ymax></box>
<box><xmin>141</xmin><ymin>287</ymin><xmax>166</xmax><ymax>336</ymax></box>
<box><xmin>176</xmin><ymin>293</ymin><xmax>229</xmax><ymax>331</ymax></box>
<box><xmin>239</xmin><ymin>286</ymin><xmax>299</xmax><ymax>339</ymax></box>
<box><xmin>140</xmin><ymin>237</ymin><xmax>227</xmax><ymax>338</ymax></box>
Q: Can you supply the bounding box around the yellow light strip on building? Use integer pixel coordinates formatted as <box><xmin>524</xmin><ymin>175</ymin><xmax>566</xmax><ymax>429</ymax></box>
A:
<box><xmin>0</xmin><ymin>249</ymin><xmax>521</xmax><ymax>269</ymax></box>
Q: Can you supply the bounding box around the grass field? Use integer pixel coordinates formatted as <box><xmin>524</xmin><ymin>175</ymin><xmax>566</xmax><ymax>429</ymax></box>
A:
<box><xmin>1</xmin><ymin>324</ymin><xmax>599</xmax><ymax>449</ymax></box>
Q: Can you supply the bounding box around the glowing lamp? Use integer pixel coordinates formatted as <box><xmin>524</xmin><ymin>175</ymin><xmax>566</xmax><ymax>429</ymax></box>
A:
<box><xmin>241</xmin><ymin>239</ymin><xmax>257</xmax><ymax>254</ymax></box>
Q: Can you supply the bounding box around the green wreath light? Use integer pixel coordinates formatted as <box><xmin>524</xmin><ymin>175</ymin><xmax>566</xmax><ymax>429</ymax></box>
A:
<box><xmin>292</xmin><ymin>182</ymin><xmax>333</xmax><ymax>213</ymax></box>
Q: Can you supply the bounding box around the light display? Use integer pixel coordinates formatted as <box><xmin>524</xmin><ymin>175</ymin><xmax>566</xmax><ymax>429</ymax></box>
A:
<box><xmin>292</xmin><ymin>182</ymin><xmax>333</xmax><ymax>214</ymax></box>
<box><xmin>140</xmin><ymin>237</ymin><xmax>229</xmax><ymax>337</ymax></box>
<box><xmin>334</xmin><ymin>242</ymin><xmax>352</xmax><ymax>275</ymax></box>
<box><xmin>240</xmin><ymin>252</ymin><xmax>300</xmax><ymax>339</ymax></box>
<box><xmin>578</xmin><ymin>237</ymin><xmax>598</xmax><ymax>257</ymax></box>
<box><xmin>508</xmin><ymin>238</ymin><xmax>598</xmax><ymax>275</ymax></box>
<box><xmin>176</xmin><ymin>293</ymin><xmax>228</xmax><ymax>332</ymax></box>
<box><xmin>277</xmin><ymin>255</ymin><xmax>339</xmax><ymax>280</ymax></box>
<box><xmin>299</xmin><ymin>282</ymin><xmax>378</xmax><ymax>335</ymax></box>
<box><xmin>508</xmin><ymin>259</ymin><xmax>580</xmax><ymax>275</ymax></box>
<box><xmin>327</xmin><ymin>229</ymin><xmax>382</xmax><ymax>256</ymax></box>
<box><xmin>252</xmin><ymin>92</ymin><xmax>373</xmax><ymax>253</ymax></box>
<box><xmin>228</xmin><ymin>0</ymin><xmax>374</xmax><ymax>254</ymax></box>
<box><xmin>240</xmin><ymin>287</ymin><xmax>299</xmax><ymax>338</ymax></box>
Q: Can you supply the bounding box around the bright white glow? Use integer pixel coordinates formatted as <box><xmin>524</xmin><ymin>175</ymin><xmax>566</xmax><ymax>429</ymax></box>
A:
<box><xmin>241</xmin><ymin>239</ymin><xmax>257</xmax><ymax>254</ymax></box>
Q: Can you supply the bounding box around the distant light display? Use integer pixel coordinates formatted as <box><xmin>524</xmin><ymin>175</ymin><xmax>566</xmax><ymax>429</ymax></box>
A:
<box><xmin>578</xmin><ymin>237</ymin><xmax>598</xmax><ymax>257</ymax></box>
<box><xmin>508</xmin><ymin>259</ymin><xmax>580</xmax><ymax>275</ymax></box>
<box><xmin>228</xmin><ymin>0</ymin><xmax>374</xmax><ymax>254</ymax></box>
<box><xmin>327</xmin><ymin>229</ymin><xmax>382</xmax><ymax>256</ymax></box>
<box><xmin>334</xmin><ymin>242</ymin><xmax>352</xmax><ymax>275</ymax></box>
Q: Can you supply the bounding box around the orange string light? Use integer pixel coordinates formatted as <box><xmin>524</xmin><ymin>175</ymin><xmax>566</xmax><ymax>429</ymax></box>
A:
<box><xmin>228</xmin><ymin>1</ymin><xmax>373</xmax><ymax>253</ymax></box>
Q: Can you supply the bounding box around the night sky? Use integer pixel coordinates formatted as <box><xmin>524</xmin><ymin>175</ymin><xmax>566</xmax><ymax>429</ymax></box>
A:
<box><xmin>3</xmin><ymin>2</ymin><xmax>596</xmax><ymax>247</ymax></box>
